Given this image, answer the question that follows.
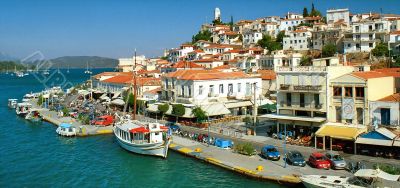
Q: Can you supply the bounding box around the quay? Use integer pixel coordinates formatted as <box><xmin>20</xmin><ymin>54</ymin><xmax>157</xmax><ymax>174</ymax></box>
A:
<box><xmin>170</xmin><ymin>136</ymin><xmax>352</xmax><ymax>185</ymax></box>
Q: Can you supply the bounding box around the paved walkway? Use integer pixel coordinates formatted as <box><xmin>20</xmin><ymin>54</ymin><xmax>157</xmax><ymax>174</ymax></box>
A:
<box><xmin>171</xmin><ymin>136</ymin><xmax>351</xmax><ymax>185</ymax></box>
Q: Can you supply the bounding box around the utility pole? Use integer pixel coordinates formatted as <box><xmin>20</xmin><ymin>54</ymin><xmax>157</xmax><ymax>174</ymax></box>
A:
<box><xmin>133</xmin><ymin>49</ymin><xmax>137</xmax><ymax>120</ymax></box>
<box><xmin>253</xmin><ymin>82</ymin><xmax>257</xmax><ymax>136</ymax></box>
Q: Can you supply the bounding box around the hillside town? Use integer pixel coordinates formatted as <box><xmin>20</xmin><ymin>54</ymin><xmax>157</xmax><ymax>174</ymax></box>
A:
<box><xmin>86</xmin><ymin>5</ymin><xmax>400</xmax><ymax>159</ymax></box>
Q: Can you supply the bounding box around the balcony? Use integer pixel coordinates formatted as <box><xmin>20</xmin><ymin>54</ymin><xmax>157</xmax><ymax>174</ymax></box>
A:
<box><xmin>280</xmin><ymin>84</ymin><xmax>290</xmax><ymax>90</ymax></box>
<box><xmin>277</xmin><ymin>66</ymin><xmax>327</xmax><ymax>72</ymax></box>
<box><xmin>279</xmin><ymin>101</ymin><xmax>324</xmax><ymax>110</ymax></box>
<box><xmin>279</xmin><ymin>84</ymin><xmax>322</xmax><ymax>92</ymax></box>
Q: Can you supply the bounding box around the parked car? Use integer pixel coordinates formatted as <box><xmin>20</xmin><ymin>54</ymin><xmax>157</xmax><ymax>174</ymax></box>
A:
<box><xmin>286</xmin><ymin>150</ymin><xmax>306</xmax><ymax>167</ymax></box>
<box><xmin>92</xmin><ymin>115</ymin><xmax>114</xmax><ymax>126</ymax></box>
<box><xmin>325</xmin><ymin>152</ymin><xmax>346</xmax><ymax>169</ymax></box>
<box><xmin>261</xmin><ymin>145</ymin><xmax>280</xmax><ymax>161</ymax></box>
<box><xmin>308</xmin><ymin>152</ymin><xmax>331</xmax><ymax>169</ymax></box>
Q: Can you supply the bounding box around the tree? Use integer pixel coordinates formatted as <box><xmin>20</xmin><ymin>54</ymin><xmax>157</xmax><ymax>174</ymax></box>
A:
<box><xmin>257</xmin><ymin>34</ymin><xmax>282</xmax><ymax>52</ymax></box>
<box><xmin>392</xmin><ymin>56</ymin><xmax>400</xmax><ymax>67</ymax></box>
<box><xmin>172</xmin><ymin>104</ymin><xmax>185</xmax><ymax>122</ymax></box>
<box><xmin>322</xmin><ymin>43</ymin><xmax>337</xmax><ymax>57</ymax></box>
<box><xmin>37</xmin><ymin>94</ymin><xmax>44</xmax><ymax>106</ymax></box>
<box><xmin>212</xmin><ymin>19</ymin><xmax>223</xmax><ymax>26</ymax></box>
<box><xmin>229</xmin><ymin>15</ymin><xmax>234</xmax><ymax>30</ymax></box>
<box><xmin>372</xmin><ymin>43</ymin><xmax>389</xmax><ymax>57</ymax></box>
<box><xmin>300</xmin><ymin>56</ymin><xmax>312</xmax><ymax>66</ymax></box>
<box><xmin>309</xmin><ymin>3</ymin><xmax>322</xmax><ymax>17</ymax></box>
<box><xmin>123</xmin><ymin>93</ymin><xmax>135</xmax><ymax>111</ymax></box>
<box><xmin>276</xmin><ymin>31</ymin><xmax>285</xmax><ymax>43</ymax></box>
<box><xmin>303</xmin><ymin>7</ymin><xmax>309</xmax><ymax>17</ymax></box>
<box><xmin>192</xmin><ymin>106</ymin><xmax>207</xmax><ymax>123</ymax></box>
<box><xmin>157</xmin><ymin>103</ymin><xmax>169</xmax><ymax>120</ymax></box>
<box><xmin>192</xmin><ymin>30</ymin><xmax>212</xmax><ymax>43</ymax></box>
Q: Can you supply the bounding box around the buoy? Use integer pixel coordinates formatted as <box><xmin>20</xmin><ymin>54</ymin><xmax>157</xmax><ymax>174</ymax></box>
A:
<box><xmin>194</xmin><ymin>148</ymin><xmax>202</xmax><ymax>152</ymax></box>
<box><xmin>256</xmin><ymin>165</ymin><xmax>263</xmax><ymax>171</ymax></box>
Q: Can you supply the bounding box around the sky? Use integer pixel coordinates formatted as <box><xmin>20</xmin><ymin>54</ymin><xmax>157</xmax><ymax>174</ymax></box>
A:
<box><xmin>1</xmin><ymin>0</ymin><xmax>400</xmax><ymax>59</ymax></box>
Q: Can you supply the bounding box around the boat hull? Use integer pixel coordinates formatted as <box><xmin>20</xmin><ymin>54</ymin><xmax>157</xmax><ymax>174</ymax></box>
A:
<box><xmin>115</xmin><ymin>136</ymin><xmax>170</xmax><ymax>158</ymax></box>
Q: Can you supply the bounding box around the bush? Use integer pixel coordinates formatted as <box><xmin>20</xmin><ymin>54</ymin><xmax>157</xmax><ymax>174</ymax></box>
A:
<box><xmin>322</xmin><ymin>43</ymin><xmax>337</xmax><ymax>57</ymax></box>
<box><xmin>172</xmin><ymin>104</ymin><xmax>185</xmax><ymax>122</ymax></box>
<box><xmin>373</xmin><ymin>164</ymin><xmax>400</xmax><ymax>175</ymax></box>
<box><xmin>157</xmin><ymin>103</ymin><xmax>169</xmax><ymax>120</ymax></box>
<box><xmin>234</xmin><ymin>143</ymin><xmax>256</xmax><ymax>156</ymax></box>
<box><xmin>372</xmin><ymin>43</ymin><xmax>389</xmax><ymax>57</ymax></box>
<box><xmin>192</xmin><ymin>107</ymin><xmax>208</xmax><ymax>123</ymax></box>
<box><xmin>62</xmin><ymin>108</ymin><xmax>70</xmax><ymax>117</ymax></box>
<box><xmin>37</xmin><ymin>94</ymin><xmax>44</xmax><ymax>106</ymax></box>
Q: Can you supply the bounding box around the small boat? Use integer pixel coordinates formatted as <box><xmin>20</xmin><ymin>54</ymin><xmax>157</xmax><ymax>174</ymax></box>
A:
<box><xmin>84</xmin><ymin>62</ymin><xmax>92</xmax><ymax>74</ymax></box>
<box><xmin>22</xmin><ymin>93</ymin><xmax>36</xmax><ymax>102</ymax></box>
<box><xmin>300</xmin><ymin>169</ymin><xmax>400</xmax><ymax>188</ymax></box>
<box><xmin>43</xmin><ymin>70</ymin><xmax>50</xmax><ymax>75</ymax></box>
<box><xmin>113</xmin><ymin>117</ymin><xmax>171</xmax><ymax>158</ymax></box>
<box><xmin>15</xmin><ymin>102</ymin><xmax>32</xmax><ymax>117</ymax></box>
<box><xmin>25</xmin><ymin>109</ymin><xmax>42</xmax><ymax>122</ymax></box>
<box><xmin>56</xmin><ymin>123</ymin><xmax>76</xmax><ymax>137</ymax></box>
<box><xmin>15</xmin><ymin>71</ymin><xmax>24</xmax><ymax>77</ymax></box>
<box><xmin>8</xmin><ymin>99</ymin><xmax>18</xmax><ymax>108</ymax></box>
<box><xmin>24</xmin><ymin>72</ymin><xmax>29</xmax><ymax>76</ymax></box>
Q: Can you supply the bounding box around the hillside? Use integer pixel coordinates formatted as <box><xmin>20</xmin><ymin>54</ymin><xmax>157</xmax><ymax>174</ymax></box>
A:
<box><xmin>48</xmin><ymin>56</ymin><xmax>118</xmax><ymax>69</ymax></box>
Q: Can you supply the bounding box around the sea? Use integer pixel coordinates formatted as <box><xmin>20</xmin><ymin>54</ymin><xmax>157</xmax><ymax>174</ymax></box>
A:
<box><xmin>0</xmin><ymin>69</ymin><xmax>284</xmax><ymax>187</ymax></box>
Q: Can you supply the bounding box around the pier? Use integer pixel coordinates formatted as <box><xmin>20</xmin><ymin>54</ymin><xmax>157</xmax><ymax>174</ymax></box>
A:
<box><xmin>170</xmin><ymin>136</ymin><xmax>352</xmax><ymax>185</ymax></box>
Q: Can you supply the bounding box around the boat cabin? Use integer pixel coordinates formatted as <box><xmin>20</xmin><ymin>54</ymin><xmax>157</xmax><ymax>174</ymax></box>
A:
<box><xmin>8</xmin><ymin>99</ymin><xmax>18</xmax><ymax>108</ymax></box>
<box><xmin>115</xmin><ymin>122</ymin><xmax>168</xmax><ymax>144</ymax></box>
<box><xmin>16</xmin><ymin>103</ymin><xmax>32</xmax><ymax>115</ymax></box>
<box><xmin>56</xmin><ymin>123</ymin><xmax>76</xmax><ymax>137</ymax></box>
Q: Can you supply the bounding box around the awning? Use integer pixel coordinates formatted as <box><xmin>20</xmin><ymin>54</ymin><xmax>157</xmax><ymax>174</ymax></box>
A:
<box><xmin>354</xmin><ymin>169</ymin><xmax>400</xmax><ymax>181</ymax></box>
<box><xmin>129</xmin><ymin>127</ymin><xmax>149</xmax><ymax>133</ymax></box>
<box><xmin>99</xmin><ymin>94</ymin><xmax>109</xmax><ymax>100</ymax></box>
<box><xmin>259</xmin><ymin>103</ymin><xmax>277</xmax><ymax>112</ymax></box>
<box><xmin>394</xmin><ymin>139</ymin><xmax>400</xmax><ymax>147</ymax></box>
<box><xmin>60</xmin><ymin>123</ymin><xmax>72</xmax><ymax>128</ymax></box>
<box><xmin>316</xmin><ymin>123</ymin><xmax>367</xmax><ymax>140</ymax></box>
<box><xmin>224</xmin><ymin>101</ymin><xmax>253</xmax><ymax>109</ymax></box>
<box><xmin>147</xmin><ymin>104</ymin><xmax>159</xmax><ymax>112</ymax></box>
<box><xmin>202</xmin><ymin>103</ymin><xmax>231</xmax><ymax>116</ymax></box>
<box><xmin>112</xmin><ymin>91</ymin><xmax>121</xmax><ymax>99</ymax></box>
<box><xmin>111</xmin><ymin>99</ymin><xmax>125</xmax><ymax>106</ymax></box>
<box><xmin>355</xmin><ymin>127</ymin><xmax>396</xmax><ymax>146</ymax></box>
<box><xmin>259</xmin><ymin>114</ymin><xmax>326</xmax><ymax>123</ymax></box>
<box><xmin>78</xmin><ymin>90</ymin><xmax>90</xmax><ymax>96</ymax></box>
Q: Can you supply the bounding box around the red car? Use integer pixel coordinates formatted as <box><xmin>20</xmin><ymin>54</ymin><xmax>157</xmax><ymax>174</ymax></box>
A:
<box><xmin>308</xmin><ymin>152</ymin><xmax>331</xmax><ymax>169</ymax></box>
<box><xmin>92</xmin><ymin>115</ymin><xmax>114</xmax><ymax>126</ymax></box>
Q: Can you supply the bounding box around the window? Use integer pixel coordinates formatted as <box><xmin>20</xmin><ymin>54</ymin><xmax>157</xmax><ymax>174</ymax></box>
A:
<box><xmin>347</xmin><ymin>43</ymin><xmax>351</xmax><ymax>47</ymax></box>
<box><xmin>299</xmin><ymin>75</ymin><xmax>305</xmax><ymax>85</ymax></box>
<box><xmin>345</xmin><ymin>87</ymin><xmax>352</xmax><ymax>97</ymax></box>
<box><xmin>369</xmin><ymin>43</ymin><xmax>373</xmax><ymax>48</ymax></box>
<box><xmin>314</xmin><ymin>94</ymin><xmax>320</xmax><ymax>108</ymax></box>
<box><xmin>286</xmin><ymin>93</ymin><xmax>292</xmax><ymax>107</ymax></box>
<box><xmin>199</xmin><ymin>85</ymin><xmax>203</xmax><ymax>95</ymax></box>
<box><xmin>181</xmin><ymin>85</ymin><xmax>184</xmax><ymax>96</ymax></box>
<box><xmin>219</xmin><ymin>84</ymin><xmax>224</xmax><ymax>94</ymax></box>
<box><xmin>284</xmin><ymin>75</ymin><xmax>291</xmax><ymax>85</ymax></box>
<box><xmin>357</xmin><ymin>108</ymin><xmax>363</xmax><ymax>125</ymax></box>
<box><xmin>336</xmin><ymin>106</ymin><xmax>341</xmax><ymax>122</ymax></box>
<box><xmin>238</xmin><ymin>83</ymin><xmax>241</xmax><ymax>92</ymax></box>
<box><xmin>209</xmin><ymin>85</ymin><xmax>214</xmax><ymax>96</ymax></box>
<box><xmin>381</xmin><ymin>108</ymin><xmax>391</xmax><ymax>125</ymax></box>
<box><xmin>333</xmin><ymin>87</ymin><xmax>342</xmax><ymax>97</ymax></box>
<box><xmin>188</xmin><ymin>86</ymin><xmax>191</xmax><ymax>97</ymax></box>
<box><xmin>355</xmin><ymin>87</ymin><xmax>364</xmax><ymax>98</ymax></box>
<box><xmin>300</xmin><ymin>93</ymin><xmax>305</xmax><ymax>107</ymax></box>
<box><xmin>245</xmin><ymin>83</ymin><xmax>251</xmax><ymax>95</ymax></box>
<box><xmin>228</xmin><ymin>84</ymin><xmax>233</xmax><ymax>95</ymax></box>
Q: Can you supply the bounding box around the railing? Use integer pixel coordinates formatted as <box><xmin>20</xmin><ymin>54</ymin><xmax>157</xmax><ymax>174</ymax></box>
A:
<box><xmin>293</xmin><ymin>85</ymin><xmax>322</xmax><ymax>91</ymax></box>
<box><xmin>279</xmin><ymin>102</ymin><xmax>324</xmax><ymax>110</ymax></box>
<box><xmin>280</xmin><ymin>84</ymin><xmax>290</xmax><ymax>90</ymax></box>
<box><xmin>277</xmin><ymin>66</ymin><xmax>327</xmax><ymax>72</ymax></box>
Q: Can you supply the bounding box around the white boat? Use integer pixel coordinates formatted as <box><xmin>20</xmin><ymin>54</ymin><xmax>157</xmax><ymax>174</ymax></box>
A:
<box><xmin>25</xmin><ymin>109</ymin><xmax>42</xmax><ymax>122</ymax></box>
<box><xmin>43</xmin><ymin>70</ymin><xmax>50</xmax><ymax>75</ymax></box>
<box><xmin>301</xmin><ymin>169</ymin><xmax>400</xmax><ymax>188</ymax></box>
<box><xmin>22</xmin><ymin>93</ymin><xmax>37</xmax><ymax>102</ymax></box>
<box><xmin>113</xmin><ymin>118</ymin><xmax>171</xmax><ymax>158</ymax></box>
<box><xmin>16</xmin><ymin>71</ymin><xmax>24</xmax><ymax>77</ymax></box>
<box><xmin>56</xmin><ymin>123</ymin><xmax>76</xmax><ymax>137</ymax></box>
<box><xmin>84</xmin><ymin>62</ymin><xmax>92</xmax><ymax>74</ymax></box>
<box><xmin>15</xmin><ymin>102</ymin><xmax>32</xmax><ymax>117</ymax></box>
<box><xmin>8</xmin><ymin>99</ymin><xmax>18</xmax><ymax>108</ymax></box>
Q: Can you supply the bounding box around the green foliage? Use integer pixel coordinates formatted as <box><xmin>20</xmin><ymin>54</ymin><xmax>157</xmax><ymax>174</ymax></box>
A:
<box><xmin>276</xmin><ymin>31</ymin><xmax>285</xmax><ymax>43</ymax></box>
<box><xmin>0</xmin><ymin>61</ymin><xmax>27</xmax><ymax>72</ymax></box>
<box><xmin>37</xmin><ymin>94</ymin><xmax>44</xmax><ymax>106</ymax></box>
<box><xmin>303</xmin><ymin>7</ymin><xmax>309</xmax><ymax>17</ymax></box>
<box><xmin>158</xmin><ymin>103</ymin><xmax>169</xmax><ymax>119</ymax></box>
<box><xmin>257</xmin><ymin>34</ymin><xmax>282</xmax><ymax>52</ymax></box>
<box><xmin>212</xmin><ymin>19</ymin><xmax>224</xmax><ymax>26</ymax></box>
<box><xmin>123</xmin><ymin>93</ymin><xmax>135</xmax><ymax>108</ymax></box>
<box><xmin>62</xmin><ymin>108</ymin><xmax>70</xmax><ymax>117</ymax></box>
<box><xmin>372</xmin><ymin>43</ymin><xmax>389</xmax><ymax>57</ymax></box>
<box><xmin>309</xmin><ymin>3</ymin><xmax>322</xmax><ymax>17</ymax></box>
<box><xmin>300</xmin><ymin>56</ymin><xmax>312</xmax><ymax>66</ymax></box>
<box><xmin>297</xmin><ymin>22</ymin><xmax>313</xmax><ymax>28</ymax></box>
<box><xmin>192</xmin><ymin>30</ymin><xmax>212</xmax><ymax>43</ymax></box>
<box><xmin>243</xmin><ymin>116</ymin><xmax>253</xmax><ymax>124</ymax></box>
<box><xmin>229</xmin><ymin>16</ymin><xmax>234</xmax><ymax>30</ymax></box>
<box><xmin>172</xmin><ymin>104</ymin><xmax>185</xmax><ymax>122</ymax></box>
<box><xmin>160</xmin><ymin>56</ymin><xmax>168</xmax><ymax>60</ymax></box>
<box><xmin>373</xmin><ymin>164</ymin><xmax>400</xmax><ymax>175</ymax></box>
<box><xmin>233</xmin><ymin>143</ymin><xmax>256</xmax><ymax>156</ymax></box>
<box><xmin>322</xmin><ymin>43</ymin><xmax>337</xmax><ymax>57</ymax></box>
<box><xmin>78</xmin><ymin>114</ymin><xmax>90</xmax><ymax>125</ymax></box>
<box><xmin>192</xmin><ymin>107</ymin><xmax>207</xmax><ymax>123</ymax></box>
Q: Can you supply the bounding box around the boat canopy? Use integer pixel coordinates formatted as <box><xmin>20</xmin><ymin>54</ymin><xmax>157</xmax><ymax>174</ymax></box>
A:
<box><xmin>129</xmin><ymin>127</ymin><xmax>150</xmax><ymax>133</ymax></box>
<box><xmin>354</xmin><ymin>169</ymin><xmax>400</xmax><ymax>181</ymax></box>
<box><xmin>60</xmin><ymin>123</ymin><xmax>72</xmax><ymax>128</ymax></box>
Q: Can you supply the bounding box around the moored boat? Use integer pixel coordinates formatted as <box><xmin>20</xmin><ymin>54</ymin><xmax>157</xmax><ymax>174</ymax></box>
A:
<box><xmin>113</xmin><ymin>118</ymin><xmax>171</xmax><ymax>158</ymax></box>
<box><xmin>8</xmin><ymin>99</ymin><xmax>18</xmax><ymax>108</ymax></box>
<box><xmin>25</xmin><ymin>108</ymin><xmax>42</xmax><ymax>122</ymax></box>
<box><xmin>56</xmin><ymin>123</ymin><xmax>76</xmax><ymax>137</ymax></box>
<box><xmin>15</xmin><ymin>102</ymin><xmax>32</xmax><ymax>117</ymax></box>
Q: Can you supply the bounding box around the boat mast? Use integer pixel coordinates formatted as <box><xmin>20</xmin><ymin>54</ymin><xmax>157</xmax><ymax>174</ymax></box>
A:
<box><xmin>133</xmin><ymin>49</ymin><xmax>137</xmax><ymax>120</ymax></box>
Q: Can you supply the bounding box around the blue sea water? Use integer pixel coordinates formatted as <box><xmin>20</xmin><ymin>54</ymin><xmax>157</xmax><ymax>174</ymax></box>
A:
<box><xmin>0</xmin><ymin>69</ymin><xmax>284</xmax><ymax>187</ymax></box>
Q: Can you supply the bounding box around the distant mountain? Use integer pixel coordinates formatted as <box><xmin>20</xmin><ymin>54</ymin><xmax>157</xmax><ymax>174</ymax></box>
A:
<box><xmin>48</xmin><ymin>56</ymin><xmax>118</xmax><ymax>69</ymax></box>
<box><xmin>0</xmin><ymin>52</ymin><xmax>18</xmax><ymax>61</ymax></box>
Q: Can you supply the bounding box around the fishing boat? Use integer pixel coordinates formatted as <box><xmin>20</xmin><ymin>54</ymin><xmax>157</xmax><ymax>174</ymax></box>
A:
<box><xmin>15</xmin><ymin>102</ymin><xmax>32</xmax><ymax>117</ymax></box>
<box><xmin>8</xmin><ymin>99</ymin><xmax>18</xmax><ymax>108</ymax></box>
<box><xmin>25</xmin><ymin>109</ymin><xmax>42</xmax><ymax>122</ymax></box>
<box><xmin>56</xmin><ymin>123</ymin><xmax>76</xmax><ymax>137</ymax></box>
<box><xmin>113</xmin><ymin>118</ymin><xmax>171</xmax><ymax>158</ymax></box>
<box><xmin>84</xmin><ymin>62</ymin><xmax>92</xmax><ymax>74</ymax></box>
<box><xmin>16</xmin><ymin>71</ymin><xmax>24</xmax><ymax>77</ymax></box>
<box><xmin>22</xmin><ymin>93</ymin><xmax>37</xmax><ymax>102</ymax></box>
<box><xmin>300</xmin><ymin>169</ymin><xmax>400</xmax><ymax>188</ymax></box>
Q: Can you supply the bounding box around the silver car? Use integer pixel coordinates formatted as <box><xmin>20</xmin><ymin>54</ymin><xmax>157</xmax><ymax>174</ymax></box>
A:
<box><xmin>326</xmin><ymin>152</ymin><xmax>346</xmax><ymax>169</ymax></box>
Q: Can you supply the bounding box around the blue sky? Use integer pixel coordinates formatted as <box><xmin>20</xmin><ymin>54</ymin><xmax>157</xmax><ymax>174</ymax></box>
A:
<box><xmin>1</xmin><ymin>0</ymin><xmax>400</xmax><ymax>59</ymax></box>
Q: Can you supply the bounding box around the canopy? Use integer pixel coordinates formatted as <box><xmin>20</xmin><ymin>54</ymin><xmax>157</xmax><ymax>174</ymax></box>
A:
<box><xmin>202</xmin><ymin>103</ymin><xmax>231</xmax><ymax>116</ymax></box>
<box><xmin>78</xmin><ymin>90</ymin><xmax>90</xmax><ymax>96</ymax></box>
<box><xmin>147</xmin><ymin>104</ymin><xmax>160</xmax><ymax>112</ymax></box>
<box><xmin>355</xmin><ymin>128</ymin><xmax>396</xmax><ymax>146</ymax></box>
<box><xmin>224</xmin><ymin>101</ymin><xmax>252</xmax><ymax>109</ymax></box>
<box><xmin>112</xmin><ymin>91</ymin><xmax>121</xmax><ymax>99</ymax></box>
<box><xmin>316</xmin><ymin>124</ymin><xmax>367</xmax><ymax>140</ymax></box>
<box><xmin>111</xmin><ymin>99</ymin><xmax>125</xmax><ymax>106</ymax></box>
<box><xmin>260</xmin><ymin>114</ymin><xmax>326</xmax><ymax>123</ymax></box>
<box><xmin>355</xmin><ymin>169</ymin><xmax>400</xmax><ymax>181</ymax></box>
<box><xmin>60</xmin><ymin>123</ymin><xmax>72</xmax><ymax>128</ymax></box>
<box><xmin>129</xmin><ymin>127</ymin><xmax>149</xmax><ymax>133</ymax></box>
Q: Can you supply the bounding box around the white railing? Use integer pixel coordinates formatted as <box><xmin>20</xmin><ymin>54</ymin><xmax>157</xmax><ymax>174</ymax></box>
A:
<box><xmin>277</xmin><ymin>66</ymin><xmax>327</xmax><ymax>72</ymax></box>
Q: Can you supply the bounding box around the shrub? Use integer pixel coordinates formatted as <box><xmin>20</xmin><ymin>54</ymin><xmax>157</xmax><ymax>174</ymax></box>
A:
<box><xmin>234</xmin><ymin>143</ymin><xmax>256</xmax><ymax>156</ymax></box>
<box><xmin>374</xmin><ymin>164</ymin><xmax>400</xmax><ymax>175</ymax></box>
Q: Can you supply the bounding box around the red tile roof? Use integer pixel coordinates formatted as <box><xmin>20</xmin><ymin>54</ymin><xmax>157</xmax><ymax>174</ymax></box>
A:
<box><xmin>373</xmin><ymin>68</ymin><xmax>400</xmax><ymax>78</ymax></box>
<box><xmin>390</xmin><ymin>31</ymin><xmax>400</xmax><ymax>35</ymax></box>
<box><xmin>164</xmin><ymin>70</ymin><xmax>250</xmax><ymax>80</ymax></box>
<box><xmin>102</xmin><ymin>75</ymin><xmax>133</xmax><ymax>84</ymax></box>
<box><xmin>93</xmin><ymin>72</ymin><xmax>132</xmax><ymax>79</ymax></box>
<box><xmin>193</xmin><ymin>58</ymin><xmax>222</xmax><ymax>63</ymax></box>
<box><xmin>171</xmin><ymin>61</ymin><xmax>203</xmax><ymax>69</ymax></box>
<box><xmin>351</xmin><ymin>71</ymin><xmax>392</xmax><ymax>79</ymax></box>
<box><xmin>378</xmin><ymin>93</ymin><xmax>400</xmax><ymax>102</ymax></box>
<box><xmin>212</xmin><ymin>64</ymin><xmax>232</xmax><ymax>70</ymax></box>
<box><xmin>257</xmin><ymin>70</ymin><xmax>276</xmax><ymax>80</ymax></box>
<box><xmin>144</xmin><ymin>88</ymin><xmax>161</xmax><ymax>95</ymax></box>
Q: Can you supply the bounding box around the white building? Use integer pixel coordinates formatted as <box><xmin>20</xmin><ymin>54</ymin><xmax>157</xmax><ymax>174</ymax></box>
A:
<box><xmin>343</xmin><ymin>20</ymin><xmax>390</xmax><ymax>53</ymax></box>
<box><xmin>279</xmin><ymin>18</ymin><xmax>305</xmax><ymax>32</ymax></box>
<box><xmin>258</xmin><ymin>50</ymin><xmax>303</xmax><ymax>70</ymax></box>
<box><xmin>242</xmin><ymin>30</ymin><xmax>263</xmax><ymax>46</ymax></box>
<box><xmin>168</xmin><ymin>44</ymin><xmax>194</xmax><ymax>63</ymax></box>
<box><xmin>389</xmin><ymin>30</ymin><xmax>400</xmax><ymax>55</ymax></box>
<box><xmin>118</xmin><ymin>55</ymin><xmax>147</xmax><ymax>72</ymax></box>
<box><xmin>326</xmin><ymin>8</ymin><xmax>350</xmax><ymax>26</ymax></box>
<box><xmin>283</xmin><ymin>29</ymin><xmax>312</xmax><ymax>50</ymax></box>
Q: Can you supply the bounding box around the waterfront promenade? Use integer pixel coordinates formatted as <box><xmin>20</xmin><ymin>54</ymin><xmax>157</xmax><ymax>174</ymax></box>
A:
<box><xmin>170</xmin><ymin>136</ymin><xmax>351</xmax><ymax>184</ymax></box>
